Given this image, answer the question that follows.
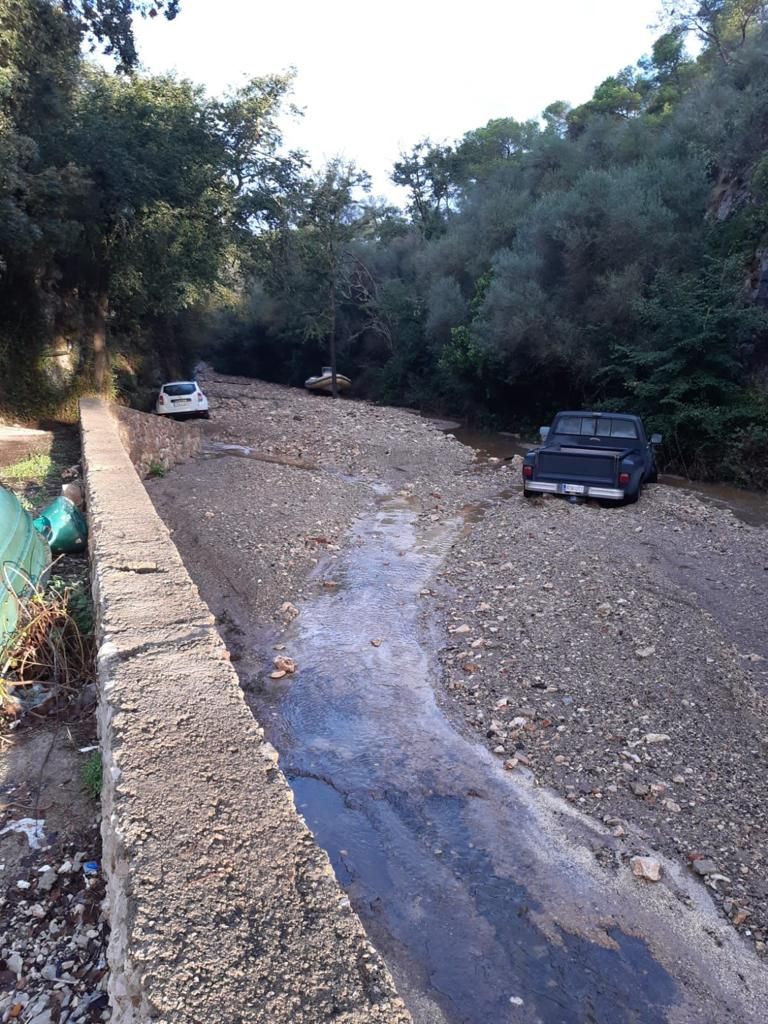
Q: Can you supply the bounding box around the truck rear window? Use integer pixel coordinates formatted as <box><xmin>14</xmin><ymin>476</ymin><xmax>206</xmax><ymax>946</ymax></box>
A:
<box><xmin>555</xmin><ymin>416</ymin><xmax>638</xmax><ymax>439</ymax></box>
<box><xmin>163</xmin><ymin>383</ymin><xmax>196</xmax><ymax>396</ymax></box>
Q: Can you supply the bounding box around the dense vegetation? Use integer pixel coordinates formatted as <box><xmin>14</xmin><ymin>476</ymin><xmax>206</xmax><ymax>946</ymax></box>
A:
<box><xmin>2</xmin><ymin>1</ymin><xmax>768</xmax><ymax>485</ymax></box>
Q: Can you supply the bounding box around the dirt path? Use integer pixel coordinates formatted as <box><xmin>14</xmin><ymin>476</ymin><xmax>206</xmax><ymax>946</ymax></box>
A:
<box><xmin>148</xmin><ymin>373</ymin><xmax>768</xmax><ymax>1023</ymax></box>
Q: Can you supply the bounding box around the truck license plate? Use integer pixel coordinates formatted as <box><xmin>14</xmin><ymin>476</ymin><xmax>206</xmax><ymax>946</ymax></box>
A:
<box><xmin>561</xmin><ymin>483</ymin><xmax>585</xmax><ymax>495</ymax></box>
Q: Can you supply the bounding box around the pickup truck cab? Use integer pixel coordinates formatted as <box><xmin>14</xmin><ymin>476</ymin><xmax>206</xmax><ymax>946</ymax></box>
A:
<box><xmin>522</xmin><ymin>412</ymin><xmax>661</xmax><ymax>504</ymax></box>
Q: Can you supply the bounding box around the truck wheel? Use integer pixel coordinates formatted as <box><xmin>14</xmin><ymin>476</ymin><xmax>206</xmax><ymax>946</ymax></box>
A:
<box><xmin>523</xmin><ymin>488</ymin><xmax>534</xmax><ymax>500</ymax></box>
<box><xmin>647</xmin><ymin>464</ymin><xmax>658</xmax><ymax>483</ymax></box>
<box><xmin>624</xmin><ymin>484</ymin><xmax>642</xmax><ymax>505</ymax></box>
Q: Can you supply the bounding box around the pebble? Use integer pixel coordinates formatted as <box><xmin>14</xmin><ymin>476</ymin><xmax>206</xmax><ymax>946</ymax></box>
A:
<box><xmin>631</xmin><ymin>856</ymin><xmax>663</xmax><ymax>882</ymax></box>
<box><xmin>692</xmin><ymin>859</ymin><xmax>718</xmax><ymax>876</ymax></box>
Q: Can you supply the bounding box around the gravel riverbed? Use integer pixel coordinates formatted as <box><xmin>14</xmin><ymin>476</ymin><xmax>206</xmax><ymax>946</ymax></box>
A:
<box><xmin>436</xmin><ymin>482</ymin><xmax>768</xmax><ymax>955</ymax></box>
<box><xmin>151</xmin><ymin>372</ymin><xmax>768</xmax><ymax>969</ymax></box>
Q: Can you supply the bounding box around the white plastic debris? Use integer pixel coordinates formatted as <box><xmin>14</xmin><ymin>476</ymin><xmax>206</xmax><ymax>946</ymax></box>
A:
<box><xmin>0</xmin><ymin>818</ymin><xmax>46</xmax><ymax>849</ymax></box>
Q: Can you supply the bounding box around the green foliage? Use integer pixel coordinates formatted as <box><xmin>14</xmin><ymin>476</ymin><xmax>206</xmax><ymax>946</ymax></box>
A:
<box><xmin>0</xmin><ymin>1</ymin><xmax>296</xmax><ymax>416</ymax></box>
<box><xmin>213</xmin><ymin>14</ymin><xmax>768</xmax><ymax>487</ymax></box>
<box><xmin>147</xmin><ymin>461</ymin><xmax>166</xmax><ymax>478</ymax></box>
<box><xmin>81</xmin><ymin>750</ymin><xmax>103</xmax><ymax>800</ymax></box>
<box><xmin>0</xmin><ymin>452</ymin><xmax>53</xmax><ymax>482</ymax></box>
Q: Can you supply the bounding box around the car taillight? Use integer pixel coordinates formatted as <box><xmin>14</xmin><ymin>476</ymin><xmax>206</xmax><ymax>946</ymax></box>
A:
<box><xmin>522</xmin><ymin>465</ymin><xmax>534</xmax><ymax>479</ymax></box>
<box><xmin>158</xmin><ymin>394</ymin><xmax>164</xmax><ymax>405</ymax></box>
<box><xmin>619</xmin><ymin>471</ymin><xmax>630</xmax><ymax>486</ymax></box>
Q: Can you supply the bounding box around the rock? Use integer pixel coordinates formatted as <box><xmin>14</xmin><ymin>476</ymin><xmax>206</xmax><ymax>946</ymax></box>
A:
<box><xmin>635</xmin><ymin>646</ymin><xmax>656</xmax><ymax>659</ymax></box>
<box><xmin>269</xmin><ymin>670</ymin><xmax>287</xmax><ymax>679</ymax></box>
<box><xmin>631</xmin><ymin>782</ymin><xmax>650</xmax><ymax>797</ymax></box>
<box><xmin>452</xmin><ymin>624</ymin><xmax>471</xmax><ymax>635</ymax></box>
<box><xmin>643</xmin><ymin>733</ymin><xmax>671</xmax><ymax>744</ymax></box>
<box><xmin>692</xmin><ymin>858</ymin><xmax>718</xmax><ymax>876</ymax></box>
<box><xmin>273</xmin><ymin>655</ymin><xmax>297</xmax><ymax>674</ymax></box>
<box><xmin>277</xmin><ymin>601</ymin><xmax>299</xmax><ymax>622</ymax></box>
<box><xmin>37</xmin><ymin>869</ymin><xmax>58</xmax><ymax>892</ymax></box>
<box><xmin>631</xmin><ymin>856</ymin><xmax>662</xmax><ymax>882</ymax></box>
<box><xmin>596</xmin><ymin>603</ymin><xmax>612</xmax><ymax>617</ymax></box>
<box><xmin>503</xmin><ymin>758</ymin><xmax>519</xmax><ymax>771</ymax></box>
<box><xmin>370</xmin><ymin>638</ymin><xmax>383</xmax><ymax>647</ymax></box>
<box><xmin>663</xmin><ymin>799</ymin><xmax>681</xmax><ymax>813</ymax></box>
<box><xmin>6</xmin><ymin>952</ymin><xmax>22</xmax><ymax>974</ymax></box>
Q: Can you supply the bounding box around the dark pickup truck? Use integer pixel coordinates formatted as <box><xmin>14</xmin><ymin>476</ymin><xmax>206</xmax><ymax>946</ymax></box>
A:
<box><xmin>522</xmin><ymin>412</ymin><xmax>662</xmax><ymax>504</ymax></box>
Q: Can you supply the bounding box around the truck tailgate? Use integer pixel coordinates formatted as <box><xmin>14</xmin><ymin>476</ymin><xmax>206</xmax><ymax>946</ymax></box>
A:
<box><xmin>537</xmin><ymin>447</ymin><xmax>619</xmax><ymax>485</ymax></box>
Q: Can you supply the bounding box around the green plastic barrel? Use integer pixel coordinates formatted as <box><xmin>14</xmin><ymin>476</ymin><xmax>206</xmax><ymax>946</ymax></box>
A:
<box><xmin>33</xmin><ymin>496</ymin><xmax>88</xmax><ymax>555</ymax></box>
<box><xmin>0</xmin><ymin>484</ymin><xmax>51</xmax><ymax>653</ymax></box>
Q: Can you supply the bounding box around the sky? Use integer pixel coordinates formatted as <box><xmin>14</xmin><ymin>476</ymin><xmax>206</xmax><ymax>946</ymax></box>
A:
<box><xmin>133</xmin><ymin>0</ymin><xmax>664</xmax><ymax>201</ymax></box>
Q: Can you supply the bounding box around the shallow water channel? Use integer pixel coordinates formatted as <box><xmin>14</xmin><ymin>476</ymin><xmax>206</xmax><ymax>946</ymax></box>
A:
<box><xmin>251</xmin><ymin>493</ymin><xmax>765</xmax><ymax>1024</ymax></box>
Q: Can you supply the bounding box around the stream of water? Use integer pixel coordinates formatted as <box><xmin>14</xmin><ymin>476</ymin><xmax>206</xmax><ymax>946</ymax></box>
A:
<box><xmin>249</xmin><ymin>494</ymin><xmax>765</xmax><ymax>1024</ymax></box>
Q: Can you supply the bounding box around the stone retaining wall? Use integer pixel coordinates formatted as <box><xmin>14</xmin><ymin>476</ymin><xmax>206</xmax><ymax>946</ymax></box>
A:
<box><xmin>79</xmin><ymin>398</ymin><xmax>410</xmax><ymax>1024</ymax></box>
<box><xmin>112</xmin><ymin>405</ymin><xmax>203</xmax><ymax>477</ymax></box>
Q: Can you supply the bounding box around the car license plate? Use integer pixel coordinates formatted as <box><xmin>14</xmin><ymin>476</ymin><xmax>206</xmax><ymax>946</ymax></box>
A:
<box><xmin>561</xmin><ymin>483</ymin><xmax>585</xmax><ymax>495</ymax></box>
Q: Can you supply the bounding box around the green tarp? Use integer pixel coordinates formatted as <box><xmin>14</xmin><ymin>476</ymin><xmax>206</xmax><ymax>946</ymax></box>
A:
<box><xmin>0</xmin><ymin>484</ymin><xmax>51</xmax><ymax>654</ymax></box>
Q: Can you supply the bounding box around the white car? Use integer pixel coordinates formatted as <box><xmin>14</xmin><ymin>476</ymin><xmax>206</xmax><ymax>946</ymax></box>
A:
<box><xmin>155</xmin><ymin>381</ymin><xmax>209</xmax><ymax>419</ymax></box>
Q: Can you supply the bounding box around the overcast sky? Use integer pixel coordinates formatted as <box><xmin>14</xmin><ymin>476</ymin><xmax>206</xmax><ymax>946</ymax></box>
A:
<box><xmin>133</xmin><ymin>0</ymin><xmax>663</xmax><ymax>200</ymax></box>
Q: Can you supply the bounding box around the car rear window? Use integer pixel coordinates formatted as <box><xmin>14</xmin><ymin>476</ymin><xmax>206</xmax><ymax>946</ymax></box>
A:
<box><xmin>555</xmin><ymin>416</ymin><xmax>638</xmax><ymax>439</ymax></box>
<box><xmin>163</xmin><ymin>383</ymin><xmax>196</xmax><ymax>396</ymax></box>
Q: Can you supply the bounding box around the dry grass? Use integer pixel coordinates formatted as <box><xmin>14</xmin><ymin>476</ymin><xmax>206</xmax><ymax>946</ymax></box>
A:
<box><xmin>1</xmin><ymin>571</ymin><xmax>94</xmax><ymax>721</ymax></box>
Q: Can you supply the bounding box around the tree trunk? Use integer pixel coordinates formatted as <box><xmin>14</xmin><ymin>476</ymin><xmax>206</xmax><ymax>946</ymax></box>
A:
<box><xmin>329</xmin><ymin>277</ymin><xmax>338</xmax><ymax>398</ymax></box>
<box><xmin>91</xmin><ymin>290</ymin><xmax>110</xmax><ymax>393</ymax></box>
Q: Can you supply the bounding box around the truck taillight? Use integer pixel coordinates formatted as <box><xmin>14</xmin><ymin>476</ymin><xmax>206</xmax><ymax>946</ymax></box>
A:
<box><xmin>522</xmin><ymin>465</ymin><xmax>534</xmax><ymax>479</ymax></box>
<box><xmin>619</xmin><ymin>471</ymin><xmax>630</xmax><ymax>486</ymax></box>
<box><xmin>158</xmin><ymin>394</ymin><xmax>164</xmax><ymax>405</ymax></box>
<box><xmin>197</xmin><ymin>392</ymin><xmax>203</xmax><ymax>401</ymax></box>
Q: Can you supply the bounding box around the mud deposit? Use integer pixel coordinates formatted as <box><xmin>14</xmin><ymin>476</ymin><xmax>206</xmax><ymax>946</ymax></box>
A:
<box><xmin>250</xmin><ymin>495</ymin><xmax>767</xmax><ymax>1024</ymax></box>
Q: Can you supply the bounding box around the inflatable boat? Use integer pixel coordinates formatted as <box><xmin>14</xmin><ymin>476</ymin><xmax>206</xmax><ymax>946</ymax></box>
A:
<box><xmin>304</xmin><ymin>367</ymin><xmax>352</xmax><ymax>394</ymax></box>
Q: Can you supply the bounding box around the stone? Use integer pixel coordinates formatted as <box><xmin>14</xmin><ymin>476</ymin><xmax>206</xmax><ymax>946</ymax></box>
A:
<box><xmin>6</xmin><ymin>952</ymin><xmax>22</xmax><ymax>974</ymax></box>
<box><xmin>643</xmin><ymin>733</ymin><xmax>671</xmax><ymax>744</ymax></box>
<box><xmin>692</xmin><ymin>859</ymin><xmax>718</xmax><ymax>876</ymax></box>
<box><xmin>37</xmin><ymin>869</ymin><xmax>57</xmax><ymax>892</ymax></box>
<box><xmin>453</xmin><ymin>624</ymin><xmax>471</xmax><ymax>635</ymax></box>
<box><xmin>635</xmin><ymin>646</ymin><xmax>656</xmax><ymax>659</ymax></box>
<box><xmin>631</xmin><ymin>782</ymin><xmax>650</xmax><ymax>797</ymax></box>
<box><xmin>631</xmin><ymin>856</ymin><xmax>662</xmax><ymax>882</ymax></box>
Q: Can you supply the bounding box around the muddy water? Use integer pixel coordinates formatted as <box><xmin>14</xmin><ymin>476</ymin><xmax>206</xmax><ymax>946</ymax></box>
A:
<box><xmin>251</xmin><ymin>495</ymin><xmax>765</xmax><ymax>1024</ymax></box>
<box><xmin>445</xmin><ymin>427</ymin><xmax>768</xmax><ymax>527</ymax></box>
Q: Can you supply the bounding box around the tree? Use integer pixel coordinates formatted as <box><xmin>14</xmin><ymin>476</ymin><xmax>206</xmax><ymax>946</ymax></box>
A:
<box><xmin>297</xmin><ymin>160</ymin><xmax>372</xmax><ymax>396</ymax></box>
<box><xmin>62</xmin><ymin>0</ymin><xmax>181</xmax><ymax>69</ymax></box>
<box><xmin>392</xmin><ymin>141</ymin><xmax>458</xmax><ymax>238</ymax></box>
<box><xmin>660</xmin><ymin>0</ymin><xmax>767</xmax><ymax>63</ymax></box>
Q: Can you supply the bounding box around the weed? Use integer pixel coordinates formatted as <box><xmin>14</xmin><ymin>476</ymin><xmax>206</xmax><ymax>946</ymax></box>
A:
<box><xmin>1</xmin><ymin>452</ymin><xmax>53</xmax><ymax>484</ymax></box>
<box><xmin>81</xmin><ymin>750</ymin><xmax>102</xmax><ymax>799</ymax></box>
<box><xmin>147</xmin><ymin>461</ymin><xmax>166</xmax><ymax>478</ymax></box>
<box><xmin>1</xmin><ymin>572</ymin><xmax>94</xmax><ymax>715</ymax></box>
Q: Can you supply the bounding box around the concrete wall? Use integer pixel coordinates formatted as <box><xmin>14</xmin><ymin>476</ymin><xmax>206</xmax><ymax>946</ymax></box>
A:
<box><xmin>79</xmin><ymin>398</ymin><xmax>410</xmax><ymax>1024</ymax></box>
<box><xmin>113</xmin><ymin>405</ymin><xmax>203</xmax><ymax>478</ymax></box>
